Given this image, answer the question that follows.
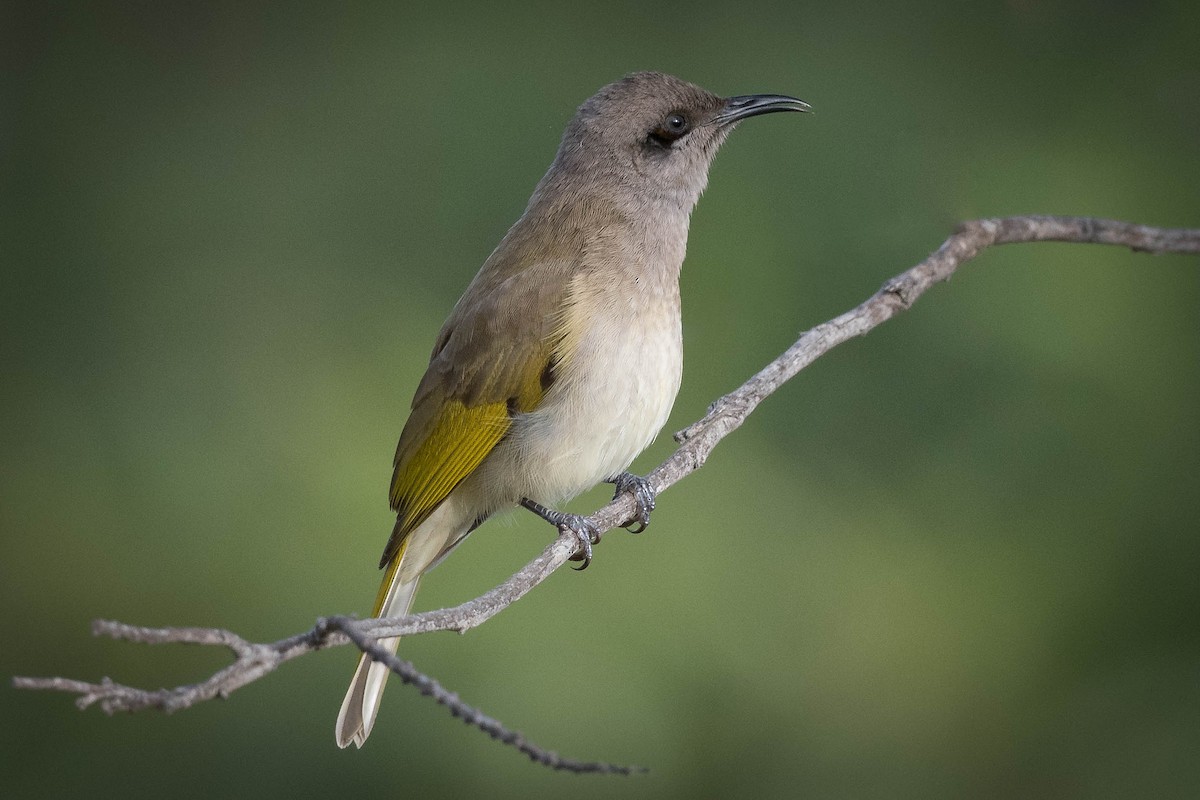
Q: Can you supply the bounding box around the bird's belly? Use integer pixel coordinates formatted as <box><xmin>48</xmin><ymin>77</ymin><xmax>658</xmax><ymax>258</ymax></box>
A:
<box><xmin>479</xmin><ymin>308</ymin><xmax>682</xmax><ymax>508</ymax></box>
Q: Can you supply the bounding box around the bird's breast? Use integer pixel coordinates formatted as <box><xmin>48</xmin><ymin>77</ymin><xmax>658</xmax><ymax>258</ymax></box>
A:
<box><xmin>484</xmin><ymin>272</ymin><xmax>683</xmax><ymax>507</ymax></box>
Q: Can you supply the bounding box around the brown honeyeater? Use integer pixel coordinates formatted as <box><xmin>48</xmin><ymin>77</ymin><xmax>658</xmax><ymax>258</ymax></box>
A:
<box><xmin>336</xmin><ymin>71</ymin><xmax>809</xmax><ymax>748</ymax></box>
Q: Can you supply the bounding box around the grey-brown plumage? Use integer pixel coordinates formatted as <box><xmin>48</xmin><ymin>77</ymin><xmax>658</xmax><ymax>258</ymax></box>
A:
<box><xmin>337</xmin><ymin>72</ymin><xmax>810</xmax><ymax>748</ymax></box>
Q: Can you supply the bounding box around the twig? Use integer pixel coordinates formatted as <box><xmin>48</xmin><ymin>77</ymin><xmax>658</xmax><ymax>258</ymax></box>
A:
<box><xmin>325</xmin><ymin>617</ymin><xmax>646</xmax><ymax>775</ymax></box>
<box><xmin>13</xmin><ymin>215</ymin><xmax>1199</xmax><ymax>766</ymax></box>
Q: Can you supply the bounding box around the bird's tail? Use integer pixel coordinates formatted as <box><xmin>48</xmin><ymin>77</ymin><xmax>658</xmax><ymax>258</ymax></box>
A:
<box><xmin>335</xmin><ymin>538</ymin><xmax>419</xmax><ymax>749</ymax></box>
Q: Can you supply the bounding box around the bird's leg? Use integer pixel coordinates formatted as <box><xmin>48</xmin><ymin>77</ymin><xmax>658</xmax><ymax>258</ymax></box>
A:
<box><xmin>520</xmin><ymin>498</ymin><xmax>600</xmax><ymax>570</ymax></box>
<box><xmin>606</xmin><ymin>472</ymin><xmax>656</xmax><ymax>534</ymax></box>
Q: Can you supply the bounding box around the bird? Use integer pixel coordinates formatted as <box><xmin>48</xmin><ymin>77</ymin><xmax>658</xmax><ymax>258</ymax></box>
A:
<box><xmin>336</xmin><ymin>71</ymin><xmax>810</xmax><ymax>748</ymax></box>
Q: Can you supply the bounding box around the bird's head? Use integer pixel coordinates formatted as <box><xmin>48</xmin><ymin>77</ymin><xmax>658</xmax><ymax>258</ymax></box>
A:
<box><xmin>549</xmin><ymin>71</ymin><xmax>810</xmax><ymax>210</ymax></box>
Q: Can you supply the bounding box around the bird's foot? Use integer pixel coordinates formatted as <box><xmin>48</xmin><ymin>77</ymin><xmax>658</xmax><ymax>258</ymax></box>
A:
<box><xmin>520</xmin><ymin>498</ymin><xmax>600</xmax><ymax>570</ymax></box>
<box><xmin>607</xmin><ymin>472</ymin><xmax>656</xmax><ymax>534</ymax></box>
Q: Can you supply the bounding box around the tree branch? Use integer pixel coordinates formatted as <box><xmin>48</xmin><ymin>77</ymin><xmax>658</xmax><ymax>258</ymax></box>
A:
<box><xmin>14</xmin><ymin>215</ymin><xmax>1199</xmax><ymax>768</ymax></box>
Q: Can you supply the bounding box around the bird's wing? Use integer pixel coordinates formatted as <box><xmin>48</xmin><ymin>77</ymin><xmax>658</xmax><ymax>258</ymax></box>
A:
<box><xmin>378</xmin><ymin>258</ymin><xmax>573</xmax><ymax>568</ymax></box>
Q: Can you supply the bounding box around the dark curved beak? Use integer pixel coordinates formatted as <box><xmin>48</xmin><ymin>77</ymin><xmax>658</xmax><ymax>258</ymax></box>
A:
<box><xmin>715</xmin><ymin>93</ymin><xmax>812</xmax><ymax>125</ymax></box>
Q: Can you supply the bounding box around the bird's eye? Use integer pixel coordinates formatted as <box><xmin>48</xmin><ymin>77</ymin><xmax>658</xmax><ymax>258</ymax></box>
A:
<box><xmin>650</xmin><ymin>112</ymin><xmax>691</xmax><ymax>145</ymax></box>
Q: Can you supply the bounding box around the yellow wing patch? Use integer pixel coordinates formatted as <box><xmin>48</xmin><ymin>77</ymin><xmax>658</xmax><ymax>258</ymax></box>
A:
<box><xmin>380</xmin><ymin>397</ymin><xmax>510</xmax><ymax>567</ymax></box>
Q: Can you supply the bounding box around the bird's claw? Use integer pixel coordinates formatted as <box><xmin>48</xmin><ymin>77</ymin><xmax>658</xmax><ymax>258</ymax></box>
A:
<box><xmin>558</xmin><ymin>515</ymin><xmax>600</xmax><ymax>570</ymax></box>
<box><xmin>520</xmin><ymin>498</ymin><xmax>600</xmax><ymax>570</ymax></box>
<box><xmin>610</xmin><ymin>472</ymin><xmax>656</xmax><ymax>534</ymax></box>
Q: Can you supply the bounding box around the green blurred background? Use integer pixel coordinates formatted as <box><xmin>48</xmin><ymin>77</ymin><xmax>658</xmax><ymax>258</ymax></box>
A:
<box><xmin>3</xmin><ymin>1</ymin><xmax>1198</xmax><ymax>797</ymax></box>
